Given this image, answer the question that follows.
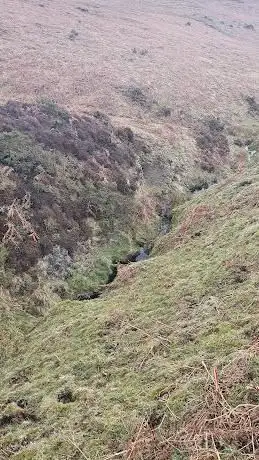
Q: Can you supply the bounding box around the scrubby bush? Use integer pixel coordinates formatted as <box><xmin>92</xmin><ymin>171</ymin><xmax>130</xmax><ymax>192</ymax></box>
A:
<box><xmin>37</xmin><ymin>98</ymin><xmax>69</xmax><ymax>121</ymax></box>
<box><xmin>246</xmin><ymin>95</ymin><xmax>259</xmax><ymax>115</ymax></box>
<box><xmin>196</xmin><ymin>117</ymin><xmax>230</xmax><ymax>172</ymax></box>
<box><xmin>123</xmin><ymin>86</ymin><xmax>151</xmax><ymax>108</ymax></box>
<box><xmin>0</xmin><ymin>102</ymin><xmax>149</xmax><ymax>276</ymax></box>
<box><xmin>39</xmin><ymin>246</ymin><xmax>72</xmax><ymax>279</ymax></box>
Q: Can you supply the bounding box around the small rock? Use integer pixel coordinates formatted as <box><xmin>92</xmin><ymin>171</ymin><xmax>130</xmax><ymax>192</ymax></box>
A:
<box><xmin>135</xmin><ymin>248</ymin><xmax>149</xmax><ymax>262</ymax></box>
<box><xmin>76</xmin><ymin>7</ymin><xmax>89</xmax><ymax>13</ymax></box>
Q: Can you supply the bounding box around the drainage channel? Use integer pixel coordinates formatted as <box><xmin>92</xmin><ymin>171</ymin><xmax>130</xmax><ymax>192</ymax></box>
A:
<box><xmin>76</xmin><ymin>213</ymin><xmax>172</xmax><ymax>301</ymax></box>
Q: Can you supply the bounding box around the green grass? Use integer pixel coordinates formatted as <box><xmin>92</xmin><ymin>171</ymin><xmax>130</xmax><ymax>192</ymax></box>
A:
<box><xmin>1</xmin><ymin>167</ymin><xmax>259</xmax><ymax>459</ymax></box>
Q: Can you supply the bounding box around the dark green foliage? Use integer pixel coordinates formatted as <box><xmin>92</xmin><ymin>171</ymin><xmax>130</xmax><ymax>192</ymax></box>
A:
<box><xmin>0</xmin><ymin>130</ymin><xmax>56</xmax><ymax>177</ymax></box>
<box><xmin>188</xmin><ymin>178</ymin><xmax>209</xmax><ymax>192</ymax></box>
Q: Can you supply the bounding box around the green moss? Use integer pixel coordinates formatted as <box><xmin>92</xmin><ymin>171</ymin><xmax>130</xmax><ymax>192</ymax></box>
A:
<box><xmin>199</xmin><ymin>324</ymin><xmax>246</xmax><ymax>355</ymax></box>
<box><xmin>67</xmin><ymin>233</ymin><xmax>139</xmax><ymax>294</ymax></box>
<box><xmin>11</xmin><ymin>450</ymin><xmax>38</xmax><ymax>460</ymax></box>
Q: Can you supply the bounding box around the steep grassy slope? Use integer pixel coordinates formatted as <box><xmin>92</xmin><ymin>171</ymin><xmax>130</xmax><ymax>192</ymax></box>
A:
<box><xmin>1</xmin><ymin>165</ymin><xmax>259</xmax><ymax>459</ymax></box>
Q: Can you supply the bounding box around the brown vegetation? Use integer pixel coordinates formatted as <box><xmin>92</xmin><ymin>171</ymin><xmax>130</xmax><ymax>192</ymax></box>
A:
<box><xmin>124</xmin><ymin>342</ymin><xmax>259</xmax><ymax>460</ymax></box>
<box><xmin>0</xmin><ymin>100</ymin><xmax>146</xmax><ymax>273</ymax></box>
<box><xmin>1</xmin><ymin>0</ymin><xmax>258</xmax><ymax>138</ymax></box>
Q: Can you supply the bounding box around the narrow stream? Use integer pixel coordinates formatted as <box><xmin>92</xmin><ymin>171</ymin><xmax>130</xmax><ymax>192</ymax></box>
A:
<box><xmin>77</xmin><ymin>212</ymin><xmax>172</xmax><ymax>301</ymax></box>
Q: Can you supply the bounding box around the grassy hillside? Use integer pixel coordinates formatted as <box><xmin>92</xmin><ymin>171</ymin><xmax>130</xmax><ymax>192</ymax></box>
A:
<box><xmin>1</xmin><ymin>164</ymin><xmax>259</xmax><ymax>459</ymax></box>
<box><xmin>1</xmin><ymin>1</ymin><xmax>259</xmax><ymax>458</ymax></box>
<box><xmin>1</xmin><ymin>0</ymin><xmax>258</xmax><ymax>123</ymax></box>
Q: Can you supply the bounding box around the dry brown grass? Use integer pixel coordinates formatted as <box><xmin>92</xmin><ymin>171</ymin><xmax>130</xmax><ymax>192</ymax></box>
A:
<box><xmin>1</xmin><ymin>0</ymin><xmax>258</xmax><ymax>139</ymax></box>
<box><xmin>113</xmin><ymin>342</ymin><xmax>259</xmax><ymax>460</ymax></box>
<box><xmin>2</xmin><ymin>193</ymin><xmax>39</xmax><ymax>245</ymax></box>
